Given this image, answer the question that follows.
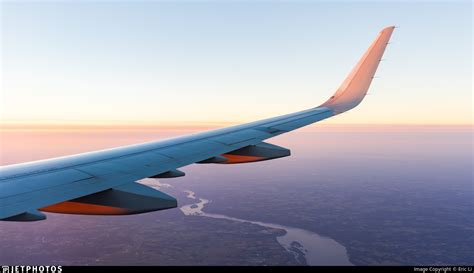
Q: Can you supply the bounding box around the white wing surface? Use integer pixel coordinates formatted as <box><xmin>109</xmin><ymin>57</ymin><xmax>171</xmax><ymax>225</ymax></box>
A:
<box><xmin>0</xmin><ymin>26</ymin><xmax>395</xmax><ymax>221</ymax></box>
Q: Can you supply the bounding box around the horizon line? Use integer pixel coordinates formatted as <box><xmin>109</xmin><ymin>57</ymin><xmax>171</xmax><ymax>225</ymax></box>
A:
<box><xmin>1</xmin><ymin>121</ymin><xmax>472</xmax><ymax>133</ymax></box>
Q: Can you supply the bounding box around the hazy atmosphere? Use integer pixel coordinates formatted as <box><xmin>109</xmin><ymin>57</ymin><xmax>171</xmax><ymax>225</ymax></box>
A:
<box><xmin>1</xmin><ymin>125</ymin><xmax>472</xmax><ymax>265</ymax></box>
<box><xmin>0</xmin><ymin>0</ymin><xmax>472</xmax><ymax>267</ymax></box>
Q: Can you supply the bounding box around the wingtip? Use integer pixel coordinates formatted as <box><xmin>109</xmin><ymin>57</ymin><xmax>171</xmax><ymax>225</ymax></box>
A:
<box><xmin>382</xmin><ymin>26</ymin><xmax>396</xmax><ymax>32</ymax></box>
<box><xmin>320</xmin><ymin>26</ymin><xmax>395</xmax><ymax>113</ymax></box>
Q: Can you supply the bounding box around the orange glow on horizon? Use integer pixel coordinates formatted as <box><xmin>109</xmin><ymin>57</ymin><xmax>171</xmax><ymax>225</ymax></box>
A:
<box><xmin>1</xmin><ymin>118</ymin><xmax>473</xmax><ymax>132</ymax></box>
<box><xmin>0</xmin><ymin>121</ymin><xmax>472</xmax><ymax>134</ymax></box>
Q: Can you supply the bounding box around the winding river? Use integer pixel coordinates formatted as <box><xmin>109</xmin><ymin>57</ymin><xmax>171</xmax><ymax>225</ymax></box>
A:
<box><xmin>180</xmin><ymin>190</ymin><xmax>352</xmax><ymax>266</ymax></box>
<box><xmin>141</xmin><ymin>179</ymin><xmax>352</xmax><ymax>265</ymax></box>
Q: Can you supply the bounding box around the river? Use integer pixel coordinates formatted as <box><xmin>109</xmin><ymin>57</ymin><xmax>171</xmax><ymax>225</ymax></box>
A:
<box><xmin>179</xmin><ymin>189</ymin><xmax>353</xmax><ymax>266</ymax></box>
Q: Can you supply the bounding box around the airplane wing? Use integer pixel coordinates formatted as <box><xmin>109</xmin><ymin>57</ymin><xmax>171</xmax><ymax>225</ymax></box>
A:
<box><xmin>0</xmin><ymin>26</ymin><xmax>395</xmax><ymax>221</ymax></box>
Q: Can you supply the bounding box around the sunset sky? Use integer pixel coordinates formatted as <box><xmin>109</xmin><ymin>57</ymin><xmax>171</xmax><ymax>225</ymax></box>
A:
<box><xmin>1</xmin><ymin>0</ymin><xmax>472</xmax><ymax>126</ymax></box>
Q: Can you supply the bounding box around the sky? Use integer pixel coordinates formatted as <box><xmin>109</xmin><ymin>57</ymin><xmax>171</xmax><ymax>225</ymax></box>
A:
<box><xmin>1</xmin><ymin>0</ymin><xmax>472</xmax><ymax>125</ymax></box>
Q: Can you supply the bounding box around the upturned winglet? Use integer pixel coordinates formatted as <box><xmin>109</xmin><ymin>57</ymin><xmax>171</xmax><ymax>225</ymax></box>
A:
<box><xmin>320</xmin><ymin>26</ymin><xmax>395</xmax><ymax>114</ymax></box>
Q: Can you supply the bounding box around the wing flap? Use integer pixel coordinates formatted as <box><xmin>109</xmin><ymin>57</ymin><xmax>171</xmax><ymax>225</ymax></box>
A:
<box><xmin>211</xmin><ymin>129</ymin><xmax>271</xmax><ymax>146</ymax></box>
<box><xmin>220</xmin><ymin>142</ymin><xmax>291</xmax><ymax>164</ymax></box>
<box><xmin>156</xmin><ymin>140</ymin><xmax>231</xmax><ymax>165</ymax></box>
<box><xmin>3</xmin><ymin>210</ymin><xmax>47</xmax><ymax>222</ymax></box>
<box><xmin>40</xmin><ymin>182</ymin><xmax>177</xmax><ymax>215</ymax></box>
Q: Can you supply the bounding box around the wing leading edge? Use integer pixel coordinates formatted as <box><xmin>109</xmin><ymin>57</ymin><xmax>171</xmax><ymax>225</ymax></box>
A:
<box><xmin>0</xmin><ymin>26</ymin><xmax>395</xmax><ymax>221</ymax></box>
